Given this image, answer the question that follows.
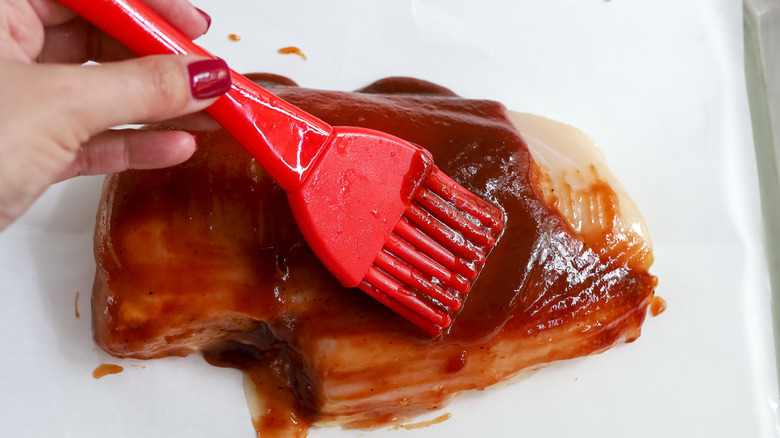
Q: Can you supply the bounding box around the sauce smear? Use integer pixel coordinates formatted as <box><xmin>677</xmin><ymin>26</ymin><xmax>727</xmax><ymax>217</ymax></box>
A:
<box><xmin>392</xmin><ymin>413</ymin><xmax>452</xmax><ymax>430</ymax></box>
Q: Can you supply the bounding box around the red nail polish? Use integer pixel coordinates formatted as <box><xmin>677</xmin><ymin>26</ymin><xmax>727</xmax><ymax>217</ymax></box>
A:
<box><xmin>188</xmin><ymin>59</ymin><xmax>231</xmax><ymax>100</ymax></box>
<box><xmin>195</xmin><ymin>8</ymin><xmax>212</xmax><ymax>33</ymax></box>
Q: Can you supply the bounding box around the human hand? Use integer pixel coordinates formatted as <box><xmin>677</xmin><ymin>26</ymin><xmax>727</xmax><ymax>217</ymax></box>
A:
<box><xmin>0</xmin><ymin>0</ymin><xmax>230</xmax><ymax>231</ymax></box>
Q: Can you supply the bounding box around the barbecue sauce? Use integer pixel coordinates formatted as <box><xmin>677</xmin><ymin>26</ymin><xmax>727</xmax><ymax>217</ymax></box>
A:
<box><xmin>278</xmin><ymin>46</ymin><xmax>307</xmax><ymax>60</ymax></box>
<box><xmin>93</xmin><ymin>75</ymin><xmax>657</xmax><ymax>436</ymax></box>
<box><xmin>92</xmin><ymin>363</ymin><xmax>123</xmax><ymax>379</ymax></box>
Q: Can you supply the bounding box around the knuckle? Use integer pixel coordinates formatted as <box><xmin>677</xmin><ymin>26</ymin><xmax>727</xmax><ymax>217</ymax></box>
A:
<box><xmin>77</xmin><ymin>140</ymin><xmax>101</xmax><ymax>175</ymax></box>
<box><xmin>141</xmin><ymin>57</ymin><xmax>191</xmax><ymax>114</ymax></box>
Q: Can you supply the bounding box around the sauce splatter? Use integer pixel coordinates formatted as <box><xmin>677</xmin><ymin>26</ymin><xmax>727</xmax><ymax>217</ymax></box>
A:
<box><xmin>92</xmin><ymin>364</ymin><xmax>124</xmax><ymax>379</ymax></box>
<box><xmin>228</xmin><ymin>33</ymin><xmax>241</xmax><ymax>42</ymax></box>
<box><xmin>278</xmin><ymin>46</ymin><xmax>307</xmax><ymax>61</ymax></box>
<box><xmin>392</xmin><ymin>413</ymin><xmax>452</xmax><ymax>430</ymax></box>
<box><xmin>650</xmin><ymin>295</ymin><xmax>667</xmax><ymax>316</ymax></box>
<box><xmin>74</xmin><ymin>291</ymin><xmax>80</xmax><ymax>319</ymax></box>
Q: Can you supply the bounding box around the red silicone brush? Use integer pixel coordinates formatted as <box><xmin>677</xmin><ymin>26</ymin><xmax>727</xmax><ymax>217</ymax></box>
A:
<box><xmin>60</xmin><ymin>0</ymin><xmax>504</xmax><ymax>336</ymax></box>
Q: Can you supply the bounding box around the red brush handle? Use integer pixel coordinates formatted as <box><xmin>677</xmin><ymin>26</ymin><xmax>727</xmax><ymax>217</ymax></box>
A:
<box><xmin>58</xmin><ymin>0</ymin><xmax>333</xmax><ymax>192</ymax></box>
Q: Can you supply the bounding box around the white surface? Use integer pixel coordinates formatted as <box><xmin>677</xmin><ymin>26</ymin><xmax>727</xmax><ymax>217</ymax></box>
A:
<box><xmin>0</xmin><ymin>0</ymin><xmax>776</xmax><ymax>436</ymax></box>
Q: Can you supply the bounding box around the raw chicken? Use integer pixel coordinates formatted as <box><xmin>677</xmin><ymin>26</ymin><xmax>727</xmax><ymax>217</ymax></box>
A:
<box><xmin>92</xmin><ymin>75</ymin><xmax>657</xmax><ymax>436</ymax></box>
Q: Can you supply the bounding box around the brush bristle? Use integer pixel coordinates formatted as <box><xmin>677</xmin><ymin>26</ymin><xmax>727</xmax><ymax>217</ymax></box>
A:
<box><xmin>360</xmin><ymin>167</ymin><xmax>505</xmax><ymax>336</ymax></box>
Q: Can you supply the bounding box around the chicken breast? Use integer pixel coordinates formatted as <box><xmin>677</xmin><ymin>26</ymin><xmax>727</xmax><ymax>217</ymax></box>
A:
<box><xmin>92</xmin><ymin>75</ymin><xmax>657</xmax><ymax>437</ymax></box>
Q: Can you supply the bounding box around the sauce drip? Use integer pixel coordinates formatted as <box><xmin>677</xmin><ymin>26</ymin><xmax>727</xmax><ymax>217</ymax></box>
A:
<box><xmin>92</xmin><ymin>364</ymin><xmax>123</xmax><ymax>379</ymax></box>
<box><xmin>93</xmin><ymin>75</ymin><xmax>657</xmax><ymax>436</ymax></box>
<box><xmin>278</xmin><ymin>46</ymin><xmax>307</xmax><ymax>60</ymax></box>
<box><xmin>650</xmin><ymin>295</ymin><xmax>667</xmax><ymax>316</ymax></box>
<box><xmin>74</xmin><ymin>291</ymin><xmax>80</xmax><ymax>319</ymax></box>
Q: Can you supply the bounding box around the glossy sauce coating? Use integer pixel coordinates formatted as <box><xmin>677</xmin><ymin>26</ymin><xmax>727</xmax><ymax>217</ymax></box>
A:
<box><xmin>92</xmin><ymin>75</ymin><xmax>657</xmax><ymax>436</ymax></box>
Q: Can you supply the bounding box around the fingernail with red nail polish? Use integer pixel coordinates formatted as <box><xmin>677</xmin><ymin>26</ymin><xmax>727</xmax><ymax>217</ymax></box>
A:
<box><xmin>195</xmin><ymin>8</ymin><xmax>212</xmax><ymax>33</ymax></box>
<box><xmin>188</xmin><ymin>59</ymin><xmax>231</xmax><ymax>100</ymax></box>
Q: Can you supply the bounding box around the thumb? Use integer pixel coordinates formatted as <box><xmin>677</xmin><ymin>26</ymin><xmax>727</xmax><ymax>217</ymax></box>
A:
<box><xmin>60</xmin><ymin>55</ymin><xmax>231</xmax><ymax>135</ymax></box>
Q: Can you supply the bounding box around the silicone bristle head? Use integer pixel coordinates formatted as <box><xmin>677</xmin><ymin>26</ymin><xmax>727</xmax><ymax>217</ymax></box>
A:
<box><xmin>360</xmin><ymin>166</ymin><xmax>504</xmax><ymax>336</ymax></box>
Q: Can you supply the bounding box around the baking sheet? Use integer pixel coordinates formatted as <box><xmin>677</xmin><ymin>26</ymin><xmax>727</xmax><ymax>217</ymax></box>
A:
<box><xmin>0</xmin><ymin>0</ymin><xmax>776</xmax><ymax>436</ymax></box>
